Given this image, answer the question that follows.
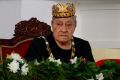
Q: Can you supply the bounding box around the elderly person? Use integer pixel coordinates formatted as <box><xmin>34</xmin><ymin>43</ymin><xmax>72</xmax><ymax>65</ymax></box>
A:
<box><xmin>25</xmin><ymin>3</ymin><xmax>94</xmax><ymax>62</ymax></box>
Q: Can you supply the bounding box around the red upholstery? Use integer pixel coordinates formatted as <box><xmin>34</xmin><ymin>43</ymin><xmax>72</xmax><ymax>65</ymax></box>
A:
<box><xmin>96</xmin><ymin>59</ymin><xmax>120</xmax><ymax>66</ymax></box>
<box><xmin>1</xmin><ymin>39</ymin><xmax>32</xmax><ymax>58</ymax></box>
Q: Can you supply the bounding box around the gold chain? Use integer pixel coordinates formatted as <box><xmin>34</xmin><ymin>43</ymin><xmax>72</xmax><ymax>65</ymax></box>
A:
<box><xmin>40</xmin><ymin>36</ymin><xmax>75</xmax><ymax>59</ymax></box>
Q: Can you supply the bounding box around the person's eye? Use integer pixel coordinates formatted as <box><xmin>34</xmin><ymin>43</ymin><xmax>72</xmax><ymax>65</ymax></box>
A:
<box><xmin>56</xmin><ymin>23</ymin><xmax>62</xmax><ymax>26</ymax></box>
<box><xmin>66</xmin><ymin>24</ymin><xmax>72</xmax><ymax>27</ymax></box>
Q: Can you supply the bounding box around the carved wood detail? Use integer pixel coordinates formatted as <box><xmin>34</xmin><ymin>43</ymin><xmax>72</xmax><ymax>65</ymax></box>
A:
<box><xmin>0</xmin><ymin>17</ymin><xmax>52</xmax><ymax>46</ymax></box>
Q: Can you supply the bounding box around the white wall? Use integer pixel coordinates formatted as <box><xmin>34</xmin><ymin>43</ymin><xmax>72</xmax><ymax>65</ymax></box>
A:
<box><xmin>0</xmin><ymin>0</ymin><xmax>120</xmax><ymax>48</ymax></box>
<box><xmin>21</xmin><ymin>0</ymin><xmax>54</xmax><ymax>25</ymax></box>
<box><xmin>0</xmin><ymin>0</ymin><xmax>21</xmax><ymax>39</ymax></box>
<box><xmin>78</xmin><ymin>0</ymin><xmax>120</xmax><ymax>48</ymax></box>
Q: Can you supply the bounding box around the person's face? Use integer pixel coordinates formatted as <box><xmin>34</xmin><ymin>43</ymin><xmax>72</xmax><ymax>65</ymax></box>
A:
<box><xmin>52</xmin><ymin>16</ymin><xmax>76</xmax><ymax>43</ymax></box>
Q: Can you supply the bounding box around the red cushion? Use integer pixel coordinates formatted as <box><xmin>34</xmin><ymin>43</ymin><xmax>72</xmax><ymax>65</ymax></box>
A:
<box><xmin>96</xmin><ymin>59</ymin><xmax>120</xmax><ymax>66</ymax></box>
<box><xmin>2</xmin><ymin>39</ymin><xmax>32</xmax><ymax>58</ymax></box>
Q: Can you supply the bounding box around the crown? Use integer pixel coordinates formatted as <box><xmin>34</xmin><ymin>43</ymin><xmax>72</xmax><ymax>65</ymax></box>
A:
<box><xmin>52</xmin><ymin>3</ymin><xmax>75</xmax><ymax>18</ymax></box>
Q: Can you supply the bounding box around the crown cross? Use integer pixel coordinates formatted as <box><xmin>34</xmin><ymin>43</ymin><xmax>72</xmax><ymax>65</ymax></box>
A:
<box><xmin>52</xmin><ymin>3</ymin><xmax>75</xmax><ymax>18</ymax></box>
<box><xmin>58</xmin><ymin>4</ymin><xmax>68</xmax><ymax>12</ymax></box>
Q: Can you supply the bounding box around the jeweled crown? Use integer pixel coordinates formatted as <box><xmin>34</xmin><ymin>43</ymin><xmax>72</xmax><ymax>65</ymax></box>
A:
<box><xmin>52</xmin><ymin>3</ymin><xmax>75</xmax><ymax>18</ymax></box>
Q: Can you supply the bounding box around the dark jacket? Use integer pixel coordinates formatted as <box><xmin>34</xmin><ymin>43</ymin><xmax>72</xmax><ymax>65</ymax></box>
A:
<box><xmin>25</xmin><ymin>34</ymin><xmax>94</xmax><ymax>62</ymax></box>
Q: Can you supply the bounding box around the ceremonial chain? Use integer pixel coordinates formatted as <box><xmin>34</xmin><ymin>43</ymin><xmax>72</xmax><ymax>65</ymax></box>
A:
<box><xmin>40</xmin><ymin>36</ymin><xmax>76</xmax><ymax>59</ymax></box>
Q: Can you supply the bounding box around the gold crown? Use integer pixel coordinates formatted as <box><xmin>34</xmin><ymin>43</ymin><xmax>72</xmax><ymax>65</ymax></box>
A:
<box><xmin>52</xmin><ymin>3</ymin><xmax>75</xmax><ymax>18</ymax></box>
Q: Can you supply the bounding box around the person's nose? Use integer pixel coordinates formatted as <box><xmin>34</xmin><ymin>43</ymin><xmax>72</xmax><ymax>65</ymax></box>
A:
<box><xmin>61</xmin><ymin>24</ymin><xmax>67</xmax><ymax>32</ymax></box>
